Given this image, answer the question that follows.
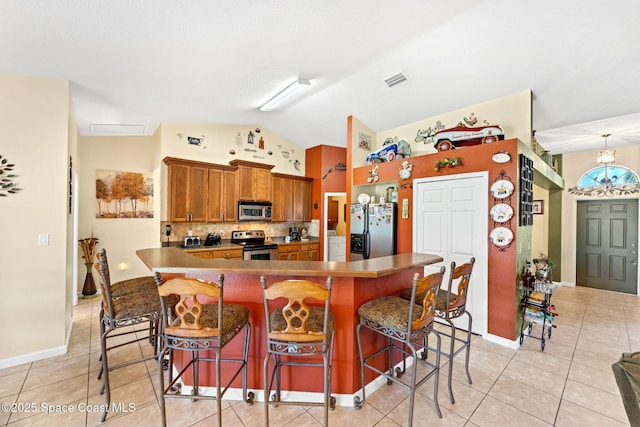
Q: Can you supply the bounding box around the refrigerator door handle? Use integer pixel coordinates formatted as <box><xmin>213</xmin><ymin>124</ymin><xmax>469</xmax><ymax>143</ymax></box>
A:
<box><xmin>364</xmin><ymin>230</ymin><xmax>370</xmax><ymax>259</ymax></box>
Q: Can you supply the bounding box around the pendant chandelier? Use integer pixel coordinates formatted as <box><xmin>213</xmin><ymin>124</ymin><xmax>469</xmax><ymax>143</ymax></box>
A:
<box><xmin>568</xmin><ymin>134</ymin><xmax>640</xmax><ymax>197</ymax></box>
<box><xmin>596</xmin><ymin>133</ymin><xmax>615</xmax><ymax>165</ymax></box>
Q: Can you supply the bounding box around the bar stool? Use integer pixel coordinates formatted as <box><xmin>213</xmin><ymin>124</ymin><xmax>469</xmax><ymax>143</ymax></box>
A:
<box><xmin>154</xmin><ymin>273</ymin><xmax>253</xmax><ymax>427</ymax></box>
<box><xmin>93</xmin><ymin>249</ymin><xmax>158</xmax><ymax>379</ymax></box>
<box><xmin>355</xmin><ymin>268</ymin><xmax>445</xmax><ymax>426</ymax></box>
<box><xmin>95</xmin><ymin>249</ymin><xmax>164</xmax><ymax>422</ymax></box>
<box><xmin>260</xmin><ymin>276</ymin><xmax>334</xmax><ymax>427</ymax></box>
<box><xmin>403</xmin><ymin>257</ymin><xmax>475</xmax><ymax>403</ymax></box>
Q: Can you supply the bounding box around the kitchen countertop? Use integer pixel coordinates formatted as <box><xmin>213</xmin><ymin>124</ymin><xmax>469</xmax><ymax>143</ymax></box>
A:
<box><xmin>267</xmin><ymin>236</ymin><xmax>320</xmax><ymax>244</ymax></box>
<box><xmin>162</xmin><ymin>240</ymin><xmax>241</xmax><ymax>249</ymax></box>
<box><xmin>137</xmin><ymin>247</ymin><xmax>441</xmax><ymax>278</ymax></box>
<box><xmin>162</xmin><ymin>237</ymin><xmax>320</xmax><ymax>250</ymax></box>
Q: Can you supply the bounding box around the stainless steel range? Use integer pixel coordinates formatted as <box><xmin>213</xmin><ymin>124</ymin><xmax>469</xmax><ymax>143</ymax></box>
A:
<box><xmin>231</xmin><ymin>230</ymin><xmax>278</xmax><ymax>260</ymax></box>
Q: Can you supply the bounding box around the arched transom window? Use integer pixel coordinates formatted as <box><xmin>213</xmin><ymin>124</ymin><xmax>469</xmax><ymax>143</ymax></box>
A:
<box><xmin>569</xmin><ymin>165</ymin><xmax>640</xmax><ymax>197</ymax></box>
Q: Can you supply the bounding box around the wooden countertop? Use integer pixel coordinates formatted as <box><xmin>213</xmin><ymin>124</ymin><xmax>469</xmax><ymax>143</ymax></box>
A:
<box><xmin>137</xmin><ymin>247</ymin><xmax>442</xmax><ymax>278</ymax></box>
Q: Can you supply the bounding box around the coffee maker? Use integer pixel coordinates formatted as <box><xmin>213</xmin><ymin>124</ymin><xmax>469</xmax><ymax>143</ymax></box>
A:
<box><xmin>289</xmin><ymin>227</ymin><xmax>300</xmax><ymax>241</ymax></box>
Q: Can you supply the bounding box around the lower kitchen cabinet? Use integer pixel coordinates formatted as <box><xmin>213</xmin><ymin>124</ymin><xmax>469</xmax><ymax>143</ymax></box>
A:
<box><xmin>277</xmin><ymin>241</ymin><xmax>319</xmax><ymax>261</ymax></box>
<box><xmin>277</xmin><ymin>243</ymin><xmax>300</xmax><ymax>260</ymax></box>
<box><xmin>300</xmin><ymin>242</ymin><xmax>319</xmax><ymax>261</ymax></box>
<box><xmin>185</xmin><ymin>247</ymin><xmax>243</xmax><ymax>260</ymax></box>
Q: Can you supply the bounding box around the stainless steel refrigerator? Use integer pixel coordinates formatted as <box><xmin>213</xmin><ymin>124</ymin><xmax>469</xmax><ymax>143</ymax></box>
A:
<box><xmin>350</xmin><ymin>202</ymin><xmax>397</xmax><ymax>260</ymax></box>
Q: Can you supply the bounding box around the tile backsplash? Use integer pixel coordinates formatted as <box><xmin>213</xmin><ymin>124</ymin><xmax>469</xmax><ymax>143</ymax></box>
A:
<box><xmin>160</xmin><ymin>220</ymin><xmax>319</xmax><ymax>244</ymax></box>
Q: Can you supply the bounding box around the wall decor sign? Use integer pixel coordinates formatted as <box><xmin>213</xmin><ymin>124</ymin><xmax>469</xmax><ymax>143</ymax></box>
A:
<box><xmin>96</xmin><ymin>170</ymin><xmax>154</xmax><ymax>218</ymax></box>
<box><xmin>0</xmin><ymin>154</ymin><xmax>21</xmax><ymax>197</ymax></box>
<box><xmin>177</xmin><ymin>133</ymin><xmax>206</xmax><ymax>149</ymax></box>
<box><xmin>492</xmin><ymin>150</ymin><xmax>511</xmax><ymax>164</ymax></box>
<box><xmin>532</xmin><ymin>200</ymin><xmax>544</xmax><ymax>214</ymax></box>
<box><xmin>358</xmin><ymin>133</ymin><xmax>372</xmax><ymax>151</ymax></box>
<box><xmin>414</xmin><ymin>120</ymin><xmax>446</xmax><ymax>144</ymax></box>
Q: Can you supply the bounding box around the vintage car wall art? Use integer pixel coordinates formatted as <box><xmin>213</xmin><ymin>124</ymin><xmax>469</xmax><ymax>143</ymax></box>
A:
<box><xmin>366</xmin><ymin>138</ymin><xmax>411</xmax><ymax>164</ymax></box>
<box><xmin>433</xmin><ymin>125</ymin><xmax>504</xmax><ymax>151</ymax></box>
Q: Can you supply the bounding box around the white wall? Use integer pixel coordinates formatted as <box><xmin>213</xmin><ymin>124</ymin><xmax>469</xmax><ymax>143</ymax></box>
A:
<box><xmin>78</xmin><ymin>133</ymin><xmax>162</xmax><ymax>286</ymax></box>
<box><xmin>0</xmin><ymin>73</ymin><xmax>72</xmax><ymax>365</ymax></box>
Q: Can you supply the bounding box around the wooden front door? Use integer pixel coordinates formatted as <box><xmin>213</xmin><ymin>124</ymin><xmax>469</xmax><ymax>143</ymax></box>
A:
<box><xmin>576</xmin><ymin>199</ymin><xmax>638</xmax><ymax>294</ymax></box>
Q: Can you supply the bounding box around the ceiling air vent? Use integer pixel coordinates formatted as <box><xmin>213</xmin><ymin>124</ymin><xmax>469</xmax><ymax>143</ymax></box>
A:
<box><xmin>384</xmin><ymin>72</ymin><xmax>408</xmax><ymax>88</ymax></box>
<box><xmin>90</xmin><ymin>124</ymin><xmax>147</xmax><ymax>135</ymax></box>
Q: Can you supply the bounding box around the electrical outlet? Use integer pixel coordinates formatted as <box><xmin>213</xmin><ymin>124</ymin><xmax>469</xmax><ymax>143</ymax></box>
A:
<box><xmin>165</xmin><ymin>224</ymin><xmax>171</xmax><ymax>236</ymax></box>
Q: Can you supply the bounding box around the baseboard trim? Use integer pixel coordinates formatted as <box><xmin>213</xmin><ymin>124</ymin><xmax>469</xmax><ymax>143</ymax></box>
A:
<box><xmin>484</xmin><ymin>333</ymin><xmax>520</xmax><ymax>350</ymax></box>
<box><xmin>0</xmin><ymin>345</ymin><xmax>68</xmax><ymax>370</ymax></box>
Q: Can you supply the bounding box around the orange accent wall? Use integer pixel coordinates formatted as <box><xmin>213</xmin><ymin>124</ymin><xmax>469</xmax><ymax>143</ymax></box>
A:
<box><xmin>306</xmin><ymin>145</ymin><xmax>348</xmax><ymax>260</ymax></box>
<box><xmin>353</xmin><ymin>139</ymin><xmax>520</xmax><ymax>340</ymax></box>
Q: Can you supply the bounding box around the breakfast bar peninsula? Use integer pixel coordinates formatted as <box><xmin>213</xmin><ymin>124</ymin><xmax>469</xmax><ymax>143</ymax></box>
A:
<box><xmin>137</xmin><ymin>247</ymin><xmax>443</xmax><ymax>402</ymax></box>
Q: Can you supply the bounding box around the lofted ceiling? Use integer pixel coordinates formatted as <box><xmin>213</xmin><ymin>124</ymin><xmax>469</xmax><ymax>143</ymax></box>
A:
<box><xmin>2</xmin><ymin>0</ymin><xmax>640</xmax><ymax>155</ymax></box>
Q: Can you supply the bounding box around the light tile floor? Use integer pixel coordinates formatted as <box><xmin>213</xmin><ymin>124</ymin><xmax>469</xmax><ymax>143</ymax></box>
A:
<box><xmin>1</xmin><ymin>285</ymin><xmax>637</xmax><ymax>426</ymax></box>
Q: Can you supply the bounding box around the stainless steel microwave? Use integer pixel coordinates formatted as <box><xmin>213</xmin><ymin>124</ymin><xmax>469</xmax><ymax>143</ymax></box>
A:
<box><xmin>238</xmin><ymin>201</ymin><xmax>272</xmax><ymax>221</ymax></box>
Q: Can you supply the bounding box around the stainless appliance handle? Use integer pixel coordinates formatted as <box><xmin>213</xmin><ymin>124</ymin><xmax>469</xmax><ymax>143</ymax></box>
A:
<box><xmin>364</xmin><ymin>230</ymin><xmax>370</xmax><ymax>259</ymax></box>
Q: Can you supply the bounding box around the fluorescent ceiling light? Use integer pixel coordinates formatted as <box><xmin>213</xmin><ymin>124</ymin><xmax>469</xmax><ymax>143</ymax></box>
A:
<box><xmin>260</xmin><ymin>79</ymin><xmax>311</xmax><ymax>111</ymax></box>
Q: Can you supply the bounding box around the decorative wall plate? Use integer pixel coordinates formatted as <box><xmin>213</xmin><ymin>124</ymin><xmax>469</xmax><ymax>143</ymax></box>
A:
<box><xmin>490</xmin><ymin>227</ymin><xmax>514</xmax><ymax>247</ymax></box>
<box><xmin>490</xmin><ymin>180</ymin><xmax>514</xmax><ymax>199</ymax></box>
<box><xmin>357</xmin><ymin>193</ymin><xmax>371</xmax><ymax>204</ymax></box>
<box><xmin>490</xmin><ymin>203</ymin><xmax>513</xmax><ymax>223</ymax></box>
<box><xmin>492</xmin><ymin>151</ymin><xmax>511</xmax><ymax>163</ymax></box>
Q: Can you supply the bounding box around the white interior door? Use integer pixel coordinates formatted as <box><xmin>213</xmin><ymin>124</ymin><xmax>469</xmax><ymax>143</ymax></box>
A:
<box><xmin>413</xmin><ymin>172</ymin><xmax>488</xmax><ymax>336</ymax></box>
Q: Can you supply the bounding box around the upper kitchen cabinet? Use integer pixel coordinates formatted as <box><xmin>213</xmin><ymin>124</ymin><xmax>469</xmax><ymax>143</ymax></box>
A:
<box><xmin>231</xmin><ymin>160</ymin><xmax>274</xmax><ymax>202</ymax></box>
<box><xmin>293</xmin><ymin>178</ymin><xmax>312</xmax><ymax>221</ymax></box>
<box><xmin>272</xmin><ymin>175</ymin><xmax>294</xmax><ymax>222</ymax></box>
<box><xmin>164</xmin><ymin>157</ymin><xmax>208</xmax><ymax>222</ymax></box>
<box><xmin>272</xmin><ymin>173</ymin><xmax>313</xmax><ymax>222</ymax></box>
<box><xmin>207</xmin><ymin>164</ymin><xmax>238</xmax><ymax>222</ymax></box>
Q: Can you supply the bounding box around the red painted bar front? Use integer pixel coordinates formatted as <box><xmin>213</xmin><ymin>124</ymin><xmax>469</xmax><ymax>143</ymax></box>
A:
<box><xmin>137</xmin><ymin>248</ymin><xmax>442</xmax><ymax>396</ymax></box>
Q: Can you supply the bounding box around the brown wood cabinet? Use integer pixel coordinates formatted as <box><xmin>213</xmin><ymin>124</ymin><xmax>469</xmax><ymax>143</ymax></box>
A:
<box><xmin>293</xmin><ymin>179</ymin><xmax>312</xmax><ymax>221</ymax></box>
<box><xmin>272</xmin><ymin>175</ymin><xmax>294</xmax><ymax>222</ymax></box>
<box><xmin>232</xmin><ymin>160</ymin><xmax>274</xmax><ymax>202</ymax></box>
<box><xmin>165</xmin><ymin>158</ymin><xmax>208</xmax><ymax>222</ymax></box>
<box><xmin>277</xmin><ymin>243</ymin><xmax>300</xmax><ymax>260</ymax></box>
<box><xmin>207</xmin><ymin>166</ymin><xmax>238</xmax><ymax>222</ymax></box>
<box><xmin>300</xmin><ymin>242</ymin><xmax>320</xmax><ymax>261</ymax></box>
<box><xmin>272</xmin><ymin>173</ymin><xmax>313</xmax><ymax>222</ymax></box>
<box><xmin>186</xmin><ymin>247</ymin><xmax>243</xmax><ymax>260</ymax></box>
<box><xmin>277</xmin><ymin>241</ymin><xmax>318</xmax><ymax>261</ymax></box>
<box><xmin>165</xmin><ymin>157</ymin><xmax>312</xmax><ymax>224</ymax></box>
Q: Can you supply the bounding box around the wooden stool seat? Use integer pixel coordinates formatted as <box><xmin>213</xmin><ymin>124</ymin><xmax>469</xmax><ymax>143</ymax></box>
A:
<box><xmin>154</xmin><ymin>274</ymin><xmax>254</xmax><ymax>427</ymax></box>
<box><xmin>261</xmin><ymin>276</ymin><xmax>334</xmax><ymax>426</ymax></box>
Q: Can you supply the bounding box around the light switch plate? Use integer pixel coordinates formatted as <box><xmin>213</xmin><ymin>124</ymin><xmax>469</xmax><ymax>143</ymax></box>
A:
<box><xmin>38</xmin><ymin>233</ymin><xmax>49</xmax><ymax>246</ymax></box>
